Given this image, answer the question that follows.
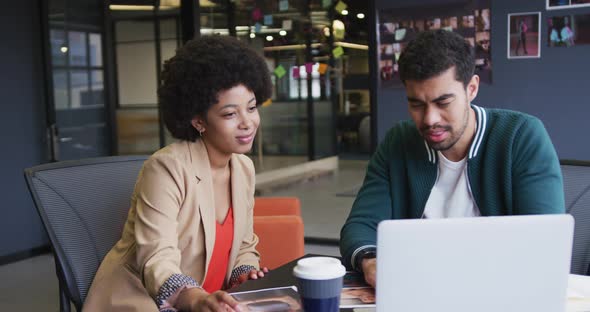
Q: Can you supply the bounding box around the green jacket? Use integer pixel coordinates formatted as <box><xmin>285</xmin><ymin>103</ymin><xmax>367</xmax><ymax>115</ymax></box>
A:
<box><xmin>340</xmin><ymin>105</ymin><xmax>565</xmax><ymax>270</ymax></box>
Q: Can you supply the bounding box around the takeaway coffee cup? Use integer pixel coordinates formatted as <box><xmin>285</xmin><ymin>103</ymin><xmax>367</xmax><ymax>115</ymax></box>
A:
<box><xmin>293</xmin><ymin>257</ymin><xmax>346</xmax><ymax>312</ymax></box>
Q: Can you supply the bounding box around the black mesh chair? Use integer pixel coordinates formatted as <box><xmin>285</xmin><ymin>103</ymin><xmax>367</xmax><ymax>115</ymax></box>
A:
<box><xmin>24</xmin><ymin>156</ymin><xmax>148</xmax><ymax>312</ymax></box>
<box><xmin>561</xmin><ymin>160</ymin><xmax>590</xmax><ymax>276</ymax></box>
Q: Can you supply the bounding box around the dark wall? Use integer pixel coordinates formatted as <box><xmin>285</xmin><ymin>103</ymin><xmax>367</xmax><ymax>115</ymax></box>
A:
<box><xmin>374</xmin><ymin>0</ymin><xmax>590</xmax><ymax>160</ymax></box>
<box><xmin>0</xmin><ymin>0</ymin><xmax>49</xmax><ymax>258</ymax></box>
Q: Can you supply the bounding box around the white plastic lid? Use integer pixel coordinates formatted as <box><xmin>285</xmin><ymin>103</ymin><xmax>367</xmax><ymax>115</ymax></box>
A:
<box><xmin>292</xmin><ymin>257</ymin><xmax>346</xmax><ymax>280</ymax></box>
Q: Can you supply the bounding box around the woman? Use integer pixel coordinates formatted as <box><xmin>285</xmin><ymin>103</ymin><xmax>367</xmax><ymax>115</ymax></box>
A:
<box><xmin>84</xmin><ymin>35</ymin><xmax>272</xmax><ymax>312</ymax></box>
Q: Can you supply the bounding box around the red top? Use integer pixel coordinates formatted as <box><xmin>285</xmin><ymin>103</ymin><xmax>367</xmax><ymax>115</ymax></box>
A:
<box><xmin>201</xmin><ymin>206</ymin><xmax>234</xmax><ymax>293</ymax></box>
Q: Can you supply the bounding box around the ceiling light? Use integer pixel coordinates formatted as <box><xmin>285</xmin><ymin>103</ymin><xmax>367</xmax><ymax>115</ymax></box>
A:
<box><xmin>109</xmin><ymin>1</ymin><xmax>179</xmax><ymax>11</ymax></box>
<box><xmin>266</xmin><ymin>35</ymin><xmax>273</xmax><ymax>41</ymax></box>
<box><xmin>357</xmin><ymin>13</ymin><xmax>365</xmax><ymax>19</ymax></box>
<box><xmin>341</xmin><ymin>9</ymin><xmax>348</xmax><ymax>16</ymax></box>
<box><xmin>109</xmin><ymin>5</ymin><xmax>155</xmax><ymax>10</ymax></box>
<box><xmin>60</xmin><ymin>46</ymin><xmax>68</xmax><ymax>53</ymax></box>
<box><xmin>199</xmin><ymin>28</ymin><xmax>229</xmax><ymax>35</ymax></box>
<box><xmin>279</xmin><ymin>30</ymin><xmax>287</xmax><ymax>36</ymax></box>
<box><xmin>160</xmin><ymin>0</ymin><xmax>180</xmax><ymax>7</ymax></box>
<box><xmin>199</xmin><ymin>0</ymin><xmax>217</xmax><ymax>7</ymax></box>
<box><xmin>249</xmin><ymin>33</ymin><xmax>256</xmax><ymax>39</ymax></box>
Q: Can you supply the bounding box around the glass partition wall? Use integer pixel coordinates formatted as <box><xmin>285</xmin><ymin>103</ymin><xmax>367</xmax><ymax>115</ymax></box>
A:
<box><xmin>109</xmin><ymin>2</ymin><xmax>181</xmax><ymax>155</ymax></box>
<box><xmin>232</xmin><ymin>0</ymin><xmax>371</xmax><ymax>162</ymax></box>
<box><xmin>41</xmin><ymin>0</ymin><xmax>370</xmax><ymax>172</ymax></box>
<box><xmin>227</xmin><ymin>0</ymin><xmax>370</xmax><ymax>167</ymax></box>
<box><xmin>242</xmin><ymin>0</ymin><xmax>338</xmax><ymax>169</ymax></box>
<box><xmin>106</xmin><ymin>0</ymin><xmax>370</xmax><ymax>169</ymax></box>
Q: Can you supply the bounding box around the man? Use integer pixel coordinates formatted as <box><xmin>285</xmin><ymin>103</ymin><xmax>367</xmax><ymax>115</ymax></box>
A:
<box><xmin>340</xmin><ymin>30</ymin><xmax>564</xmax><ymax>287</ymax></box>
<box><xmin>515</xmin><ymin>19</ymin><xmax>529</xmax><ymax>55</ymax></box>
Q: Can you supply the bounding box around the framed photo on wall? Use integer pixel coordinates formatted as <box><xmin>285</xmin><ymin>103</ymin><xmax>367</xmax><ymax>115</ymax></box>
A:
<box><xmin>507</xmin><ymin>12</ymin><xmax>541</xmax><ymax>59</ymax></box>
<box><xmin>548</xmin><ymin>13</ymin><xmax>590</xmax><ymax>47</ymax></box>
<box><xmin>547</xmin><ymin>0</ymin><xmax>590</xmax><ymax>10</ymax></box>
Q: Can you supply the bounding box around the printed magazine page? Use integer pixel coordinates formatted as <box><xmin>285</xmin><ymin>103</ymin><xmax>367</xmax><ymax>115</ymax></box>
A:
<box><xmin>341</xmin><ymin>271</ymin><xmax>376</xmax><ymax>308</ymax></box>
<box><xmin>230</xmin><ymin>272</ymin><xmax>376</xmax><ymax>310</ymax></box>
<box><xmin>231</xmin><ymin>286</ymin><xmax>302</xmax><ymax>312</ymax></box>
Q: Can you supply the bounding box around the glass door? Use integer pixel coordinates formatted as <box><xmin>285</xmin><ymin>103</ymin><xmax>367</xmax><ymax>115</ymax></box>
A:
<box><xmin>44</xmin><ymin>0</ymin><xmax>111</xmax><ymax>161</ymax></box>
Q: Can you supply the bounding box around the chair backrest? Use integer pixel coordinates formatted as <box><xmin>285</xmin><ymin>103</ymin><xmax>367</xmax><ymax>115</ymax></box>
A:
<box><xmin>24</xmin><ymin>156</ymin><xmax>147</xmax><ymax>309</ymax></box>
<box><xmin>253</xmin><ymin>197</ymin><xmax>304</xmax><ymax>269</ymax></box>
<box><xmin>561</xmin><ymin>160</ymin><xmax>590</xmax><ymax>275</ymax></box>
<box><xmin>253</xmin><ymin>197</ymin><xmax>301</xmax><ymax>217</ymax></box>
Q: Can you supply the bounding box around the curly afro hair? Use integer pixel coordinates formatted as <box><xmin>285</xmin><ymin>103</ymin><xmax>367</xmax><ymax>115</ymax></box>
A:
<box><xmin>398</xmin><ymin>29</ymin><xmax>475</xmax><ymax>87</ymax></box>
<box><xmin>158</xmin><ymin>35</ymin><xmax>272</xmax><ymax>141</ymax></box>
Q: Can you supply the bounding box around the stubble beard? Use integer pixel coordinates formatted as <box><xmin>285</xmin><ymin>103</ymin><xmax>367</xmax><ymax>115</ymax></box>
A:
<box><xmin>425</xmin><ymin>103</ymin><xmax>470</xmax><ymax>152</ymax></box>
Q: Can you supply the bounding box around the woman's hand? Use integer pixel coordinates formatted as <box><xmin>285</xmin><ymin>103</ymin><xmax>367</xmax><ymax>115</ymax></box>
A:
<box><xmin>231</xmin><ymin>267</ymin><xmax>269</xmax><ymax>288</ymax></box>
<box><xmin>246</xmin><ymin>267</ymin><xmax>269</xmax><ymax>280</ymax></box>
<box><xmin>178</xmin><ymin>288</ymin><xmax>241</xmax><ymax>312</ymax></box>
<box><xmin>192</xmin><ymin>290</ymin><xmax>241</xmax><ymax>312</ymax></box>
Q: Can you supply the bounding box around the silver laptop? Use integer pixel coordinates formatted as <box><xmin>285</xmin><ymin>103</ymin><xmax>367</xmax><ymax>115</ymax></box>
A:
<box><xmin>376</xmin><ymin>214</ymin><xmax>574</xmax><ymax>312</ymax></box>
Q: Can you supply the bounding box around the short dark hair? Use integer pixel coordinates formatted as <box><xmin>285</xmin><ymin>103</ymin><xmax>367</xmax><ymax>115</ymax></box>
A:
<box><xmin>159</xmin><ymin>35</ymin><xmax>272</xmax><ymax>141</ymax></box>
<box><xmin>398</xmin><ymin>29</ymin><xmax>474</xmax><ymax>87</ymax></box>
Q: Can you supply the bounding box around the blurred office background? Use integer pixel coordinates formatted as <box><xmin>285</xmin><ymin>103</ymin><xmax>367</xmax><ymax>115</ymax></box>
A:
<box><xmin>1</xmin><ymin>0</ymin><xmax>590</xmax><ymax>310</ymax></box>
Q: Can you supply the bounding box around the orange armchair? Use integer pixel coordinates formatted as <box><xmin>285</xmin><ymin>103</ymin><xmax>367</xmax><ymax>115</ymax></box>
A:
<box><xmin>253</xmin><ymin>197</ymin><xmax>305</xmax><ymax>269</ymax></box>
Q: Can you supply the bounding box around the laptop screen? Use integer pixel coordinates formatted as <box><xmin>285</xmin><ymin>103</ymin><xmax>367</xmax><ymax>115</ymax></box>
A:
<box><xmin>376</xmin><ymin>215</ymin><xmax>573</xmax><ymax>312</ymax></box>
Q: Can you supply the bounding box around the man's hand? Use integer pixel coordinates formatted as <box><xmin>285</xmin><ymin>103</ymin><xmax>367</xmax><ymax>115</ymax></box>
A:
<box><xmin>361</xmin><ymin>258</ymin><xmax>377</xmax><ymax>287</ymax></box>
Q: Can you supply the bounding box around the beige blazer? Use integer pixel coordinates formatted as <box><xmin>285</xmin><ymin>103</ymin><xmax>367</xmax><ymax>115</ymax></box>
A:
<box><xmin>83</xmin><ymin>140</ymin><xmax>260</xmax><ymax>311</ymax></box>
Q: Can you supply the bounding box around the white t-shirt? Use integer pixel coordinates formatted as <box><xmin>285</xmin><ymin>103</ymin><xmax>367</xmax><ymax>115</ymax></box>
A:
<box><xmin>422</xmin><ymin>151</ymin><xmax>481</xmax><ymax>218</ymax></box>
